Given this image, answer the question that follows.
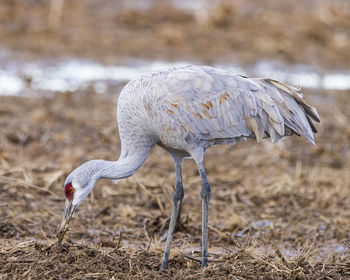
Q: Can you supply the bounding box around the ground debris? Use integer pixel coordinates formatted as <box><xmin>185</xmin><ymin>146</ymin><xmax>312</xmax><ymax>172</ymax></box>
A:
<box><xmin>0</xmin><ymin>0</ymin><xmax>350</xmax><ymax>271</ymax></box>
<box><xmin>0</xmin><ymin>240</ymin><xmax>349</xmax><ymax>279</ymax></box>
<box><xmin>0</xmin><ymin>90</ymin><xmax>349</xmax><ymax>279</ymax></box>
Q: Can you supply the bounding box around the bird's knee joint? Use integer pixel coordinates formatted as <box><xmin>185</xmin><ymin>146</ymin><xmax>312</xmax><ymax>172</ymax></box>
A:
<box><xmin>200</xmin><ymin>187</ymin><xmax>211</xmax><ymax>200</ymax></box>
<box><xmin>173</xmin><ymin>187</ymin><xmax>184</xmax><ymax>203</ymax></box>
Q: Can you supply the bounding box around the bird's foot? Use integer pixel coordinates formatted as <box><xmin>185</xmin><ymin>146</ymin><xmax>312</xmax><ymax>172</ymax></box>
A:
<box><xmin>201</xmin><ymin>258</ymin><xmax>208</xmax><ymax>269</ymax></box>
<box><xmin>159</xmin><ymin>260</ymin><xmax>169</xmax><ymax>271</ymax></box>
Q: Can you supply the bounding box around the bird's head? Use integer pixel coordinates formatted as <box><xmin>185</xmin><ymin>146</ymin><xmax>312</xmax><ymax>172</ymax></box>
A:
<box><xmin>57</xmin><ymin>161</ymin><xmax>99</xmax><ymax>239</ymax></box>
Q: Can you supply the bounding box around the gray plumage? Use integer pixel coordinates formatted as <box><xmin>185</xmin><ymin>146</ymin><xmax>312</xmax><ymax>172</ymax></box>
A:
<box><xmin>59</xmin><ymin>65</ymin><xmax>320</xmax><ymax>270</ymax></box>
<box><xmin>119</xmin><ymin>65</ymin><xmax>319</xmax><ymax>156</ymax></box>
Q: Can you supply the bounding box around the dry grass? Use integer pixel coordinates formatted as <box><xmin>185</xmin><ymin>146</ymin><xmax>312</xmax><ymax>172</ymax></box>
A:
<box><xmin>0</xmin><ymin>1</ymin><xmax>350</xmax><ymax>278</ymax></box>
<box><xmin>1</xmin><ymin>240</ymin><xmax>349</xmax><ymax>279</ymax></box>
<box><xmin>0</xmin><ymin>88</ymin><xmax>349</xmax><ymax>279</ymax></box>
<box><xmin>0</xmin><ymin>0</ymin><xmax>350</xmax><ymax>68</ymax></box>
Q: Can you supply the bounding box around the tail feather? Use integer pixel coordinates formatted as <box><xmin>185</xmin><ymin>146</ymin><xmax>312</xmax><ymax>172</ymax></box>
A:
<box><xmin>256</xmin><ymin>79</ymin><xmax>320</xmax><ymax>146</ymax></box>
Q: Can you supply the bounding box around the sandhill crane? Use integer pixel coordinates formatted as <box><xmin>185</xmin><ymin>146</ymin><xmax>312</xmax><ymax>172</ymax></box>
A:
<box><xmin>57</xmin><ymin>65</ymin><xmax>320</xmax><ymax>270</ymax></box>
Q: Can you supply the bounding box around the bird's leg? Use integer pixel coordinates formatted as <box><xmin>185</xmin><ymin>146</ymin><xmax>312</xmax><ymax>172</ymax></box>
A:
<box><xmin>160</xmin><ymin>157</ymin><xmax>184</xmax><ymax>271</ymax></box>
<box><xmin>198</xmin><ymin>163</ymin><xmax>211</xmax><ymax>268</ymax></box>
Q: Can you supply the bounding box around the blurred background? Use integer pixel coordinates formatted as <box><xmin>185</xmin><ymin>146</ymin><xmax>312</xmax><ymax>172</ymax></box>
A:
<box><xmin>1</xmin><ymin>1</ymin><xmax>350</xmax><ymax>279</ymax></box>
<box><xmin>1</xmin><ymin>0</ymin><xmax>350</xmax><ymax>95</ymax></box>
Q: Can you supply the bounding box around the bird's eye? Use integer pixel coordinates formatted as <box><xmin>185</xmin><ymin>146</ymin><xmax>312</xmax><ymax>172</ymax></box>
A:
<box><xmin>64</xmin><ymin>183</ymin><xmax>74</xmax><ymax>200</ymax></box>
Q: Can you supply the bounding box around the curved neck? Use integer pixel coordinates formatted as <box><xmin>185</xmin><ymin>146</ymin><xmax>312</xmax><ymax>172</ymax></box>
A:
<box><xmin>96</xmin><ymin>146</ymin><xmax>152</xmax><ymax>180</ymax></box>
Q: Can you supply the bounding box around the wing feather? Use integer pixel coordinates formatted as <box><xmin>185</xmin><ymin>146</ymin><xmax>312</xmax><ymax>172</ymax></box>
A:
<box><xmin>146</xmin><ymin>66</ymin><xmax>319</xmax><ymax>146</ymax></box>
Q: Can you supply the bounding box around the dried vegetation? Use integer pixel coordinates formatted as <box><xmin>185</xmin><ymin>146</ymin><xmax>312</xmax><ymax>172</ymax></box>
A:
<box><xmin>0</xmin><ymin>0</ymin><xmax>350</xmax><ymax>279</ymax></box>
<box><xmin>0</xmin><ymin>89</ymin><xmax>349</xmax><ymax>279</ymax></box>
<box><xmin>0</xmin><ymin>0</ymin><xmax>350</xmax><ymax>67</ymax></box>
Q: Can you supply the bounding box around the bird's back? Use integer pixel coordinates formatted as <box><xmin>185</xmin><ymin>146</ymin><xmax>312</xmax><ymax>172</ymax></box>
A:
<box><xmin>117</xmin><ymin>65</ymin><xmax>320</xmax><ymax>155</ymax></box>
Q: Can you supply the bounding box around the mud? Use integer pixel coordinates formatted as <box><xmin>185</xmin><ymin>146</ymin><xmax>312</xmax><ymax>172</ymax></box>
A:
<box><xmin>1</xmin><ymin>0</ymin><xmax>350</xmax><ymax>279</ymax></box>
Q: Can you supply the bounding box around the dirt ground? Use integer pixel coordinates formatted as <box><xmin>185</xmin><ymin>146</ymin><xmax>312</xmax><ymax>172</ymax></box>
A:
<box><xmin>1</xmin><ymin>1</ymin><xmax>350</xmax><ymax>280</ymax></box>
<box><xmin>1</xmin><ymin>0</ymin><xmax>350</xmax><ymax>68</ymax></box>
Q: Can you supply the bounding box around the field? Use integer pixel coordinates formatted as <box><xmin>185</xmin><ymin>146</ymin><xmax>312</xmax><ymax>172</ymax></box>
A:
<box><xmin>1</xmin><ymin>1</ymin><xmax>350</xmax><ymax>279</ymax></box>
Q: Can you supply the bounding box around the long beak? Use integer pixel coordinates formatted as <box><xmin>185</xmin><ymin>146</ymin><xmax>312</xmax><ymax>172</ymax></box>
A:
<box><xmin>57</xmin><ymin>199</ymin><xmax>77</xmax><ymax>244</ymax></box>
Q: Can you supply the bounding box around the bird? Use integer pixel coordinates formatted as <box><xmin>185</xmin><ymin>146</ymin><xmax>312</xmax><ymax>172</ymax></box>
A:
<box><xmin>57</xmin><ymin>65</ymin><xmax>320</xmax><ymax>270</ymax></box>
